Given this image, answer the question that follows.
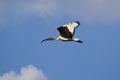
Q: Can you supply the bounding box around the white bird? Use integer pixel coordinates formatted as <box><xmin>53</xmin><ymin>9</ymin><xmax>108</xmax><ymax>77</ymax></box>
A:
<box><xmin>41</xmin><ymin>21</ymin><xmax>83</xmax><ymax>43</ymax></box>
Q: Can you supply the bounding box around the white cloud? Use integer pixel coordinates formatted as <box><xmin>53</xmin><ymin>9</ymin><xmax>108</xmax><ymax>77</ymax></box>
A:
<box><xmin>0</xmin><ymin>65</ymin><xmax>47</xmax><ymax>80</ymax></box>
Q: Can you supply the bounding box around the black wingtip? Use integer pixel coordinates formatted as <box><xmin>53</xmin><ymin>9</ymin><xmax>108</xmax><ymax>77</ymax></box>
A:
<box><xmin>75</xmin><ymin>21</ymin><xmax>80</xmax><ymax>26</ymax></box>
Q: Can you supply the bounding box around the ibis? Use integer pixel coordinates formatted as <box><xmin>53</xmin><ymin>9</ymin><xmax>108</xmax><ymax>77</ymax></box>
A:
<box><xmin>41</xmin><ymin>21</ymin><xmax>83</xmax><ymax>43</ymax></box>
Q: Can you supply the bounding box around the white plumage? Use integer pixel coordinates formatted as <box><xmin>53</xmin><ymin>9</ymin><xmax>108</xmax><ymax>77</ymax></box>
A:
<box><xmin>63</xmin><ymin>21</ymin><xmax>79</xmax><ymax>34</ymax></box>
<box><xmin>41</xmin><ymin>21</ymin><xmax>83</xmax><ymax>43</ymax></box>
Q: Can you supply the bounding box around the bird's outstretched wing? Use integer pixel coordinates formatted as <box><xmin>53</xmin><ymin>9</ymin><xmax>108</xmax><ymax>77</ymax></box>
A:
<box><xmin>63</xmin><ymin>21</ymin><xmax>80</xmax><ymax>36</ymax></box>
<box><xmin>57</xmin><ymin>21</ymin><xmax>80</xmax><ymax>38</ymax></box>
<box><xmin>57</xmin><ymin>27</ymin><xmax>72</xmax><ymax>39</ymax></box>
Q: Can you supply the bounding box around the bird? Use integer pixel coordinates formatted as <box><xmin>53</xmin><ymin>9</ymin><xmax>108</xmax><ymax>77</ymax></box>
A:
<box><xmin>41</xmin><ymin>21</ymin><xmax>83</xmax><ymax>43</ymax></box>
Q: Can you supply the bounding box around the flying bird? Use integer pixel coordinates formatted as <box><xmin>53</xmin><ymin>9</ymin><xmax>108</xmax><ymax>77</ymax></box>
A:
<box><xmin>41</xmin><ymin>21</ymin><xmax>83</xmax><ymax>43</ymax></box>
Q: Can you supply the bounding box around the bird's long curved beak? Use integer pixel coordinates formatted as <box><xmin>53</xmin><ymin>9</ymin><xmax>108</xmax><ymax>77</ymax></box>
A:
<box><xmin>41</xmin><ymin>37</ymin><xmax>55</xmax><ymax>43</ymax></box>
<box><xmin>41</xmin><ymin>39</ymin><xmax>48</xmax><ymax>43</ymax></box>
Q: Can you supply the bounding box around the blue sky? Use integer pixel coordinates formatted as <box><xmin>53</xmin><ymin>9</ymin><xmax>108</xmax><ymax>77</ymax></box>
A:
<box><xmin>0</xmin><ymin>0</ymin><xmax>120</xmax><ymax>80</ymax></box>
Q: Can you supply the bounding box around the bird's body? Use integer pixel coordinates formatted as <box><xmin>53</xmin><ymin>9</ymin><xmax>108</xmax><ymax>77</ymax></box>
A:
<box><xmin>41</xmin><ymin>21</ymin><xmax>83</xmax><ymax>43</ymax></box>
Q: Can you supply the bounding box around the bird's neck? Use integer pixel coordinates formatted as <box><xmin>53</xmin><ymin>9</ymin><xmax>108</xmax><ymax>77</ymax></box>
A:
<box><xmin>47</xmin><ymin>37</ymin><xmax>56</xmax><ymax>40</ymax></box>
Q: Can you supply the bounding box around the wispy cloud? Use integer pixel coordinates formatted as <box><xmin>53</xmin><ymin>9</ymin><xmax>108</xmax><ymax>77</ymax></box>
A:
<box><xmin>0</xmin><ymin>65</ymin><xmax>47</xmax><ymax>80</ymax></box>
<box><xmin>24</xmin><ymin>0</ymin><xmax>57</xmax><ymax>16</ymax></box>
<box><xmin>0</xmin><ymin>0</ymin><xmax>57</xmax><ymax>26</ymax></box>
<box><xmin>0</xmin><ymin>0</ymin><xmax>57</xmax><ymax>15</ymax></box>
<box><xmin>0</xmin><ymin>0</ymin><xmax>120</xmax><ymax>25</ymax></box>
<box><xmin>58</xmin><ymin>0</ymin><xmax>120</xmax><ymax>22</ymax></box>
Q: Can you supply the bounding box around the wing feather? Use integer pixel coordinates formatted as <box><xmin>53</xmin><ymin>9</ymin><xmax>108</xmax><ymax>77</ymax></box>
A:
<box><xmin>57</xmin><ymin>27</ymin><xmax>72</xmax><ymax>39</ymax></box>
<box><xmin>63</xmin><ymin>21</ymin><xmax>80</xmax><ymax>36</ymax></box>
<box><xmin>57</xmin><ymin>21</ymin><xmax>80</xmax><ymax>39</ymax></box>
